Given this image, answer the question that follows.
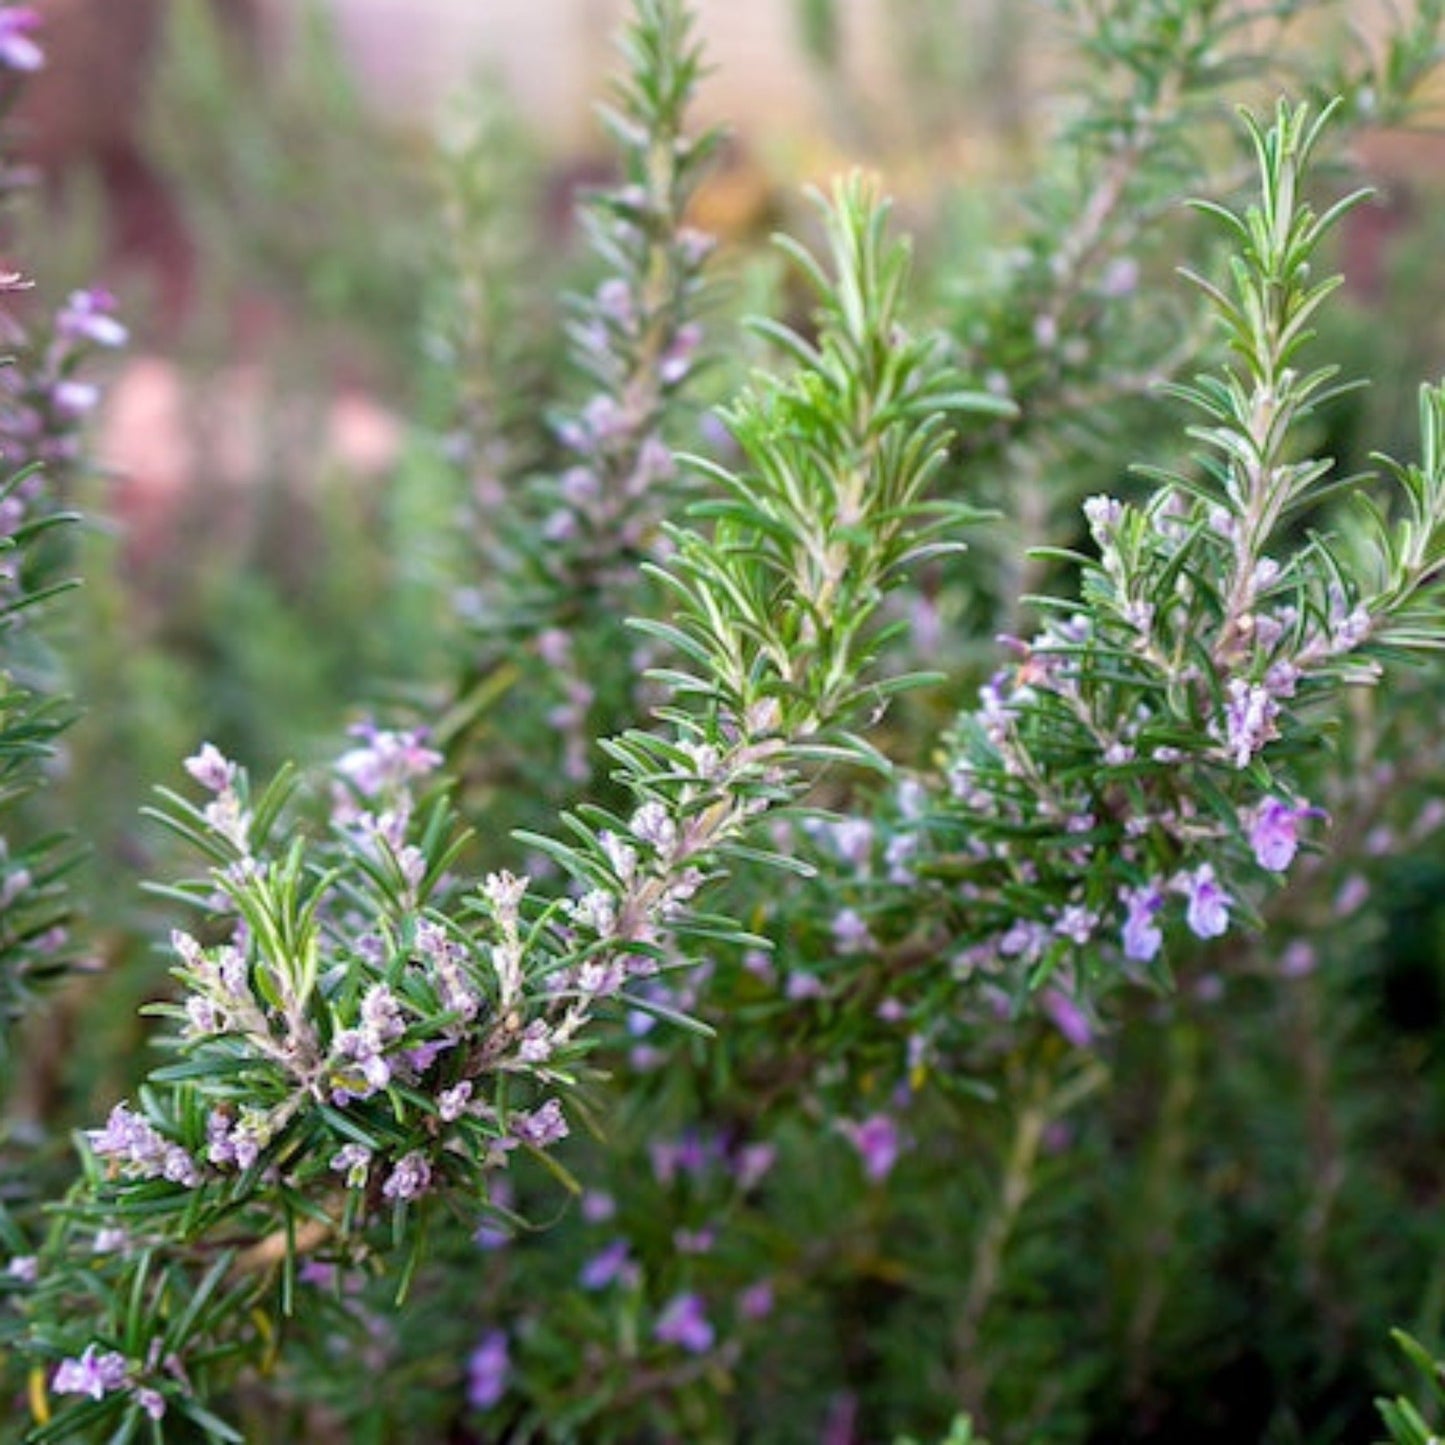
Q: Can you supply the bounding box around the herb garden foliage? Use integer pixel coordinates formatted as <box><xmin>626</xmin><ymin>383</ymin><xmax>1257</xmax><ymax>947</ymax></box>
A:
<box><xmin>4</xmin><ymin>0</ymin><xmax>1445</xmax><ymax>1441</ymax></box>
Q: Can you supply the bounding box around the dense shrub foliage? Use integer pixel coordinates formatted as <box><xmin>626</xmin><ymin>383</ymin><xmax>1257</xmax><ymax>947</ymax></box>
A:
<box><xmin>3</xmin><ymin>1</ymin><xmax>1445</xmax><ymax>1441</ymax></box>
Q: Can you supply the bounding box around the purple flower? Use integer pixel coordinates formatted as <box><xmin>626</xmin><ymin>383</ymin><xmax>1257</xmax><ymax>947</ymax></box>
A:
<box><xmin>738</xmin><ymin>1280</ymin><xmax>775</xmax><ymax>1321</ymax></box>
<box><xmin>0</xmin><ymin>10</ymin><xmax>43</xmax><ymax>73</ymax></box>
<box><xmin>581</xmin><ymin>1189</ymin><xmax>615</xmax><ymax>1223</ymax></box>
<box><xmin>1120</xmin><ymin>882</ymin><xmax>1165</xmax><ymax>962</ymax></box>
<box><xmin>1247</xmin><ymin>795</ymin><xmax>1318</xmax><ymax>872</ymax></box>
<box><xmin>381</xmin><ymin>1151</ymin><xmax>432</xmax><ymax>1203</ymax></box>
<box><xmin>467</xmin><ymin>1330</ymin><xmax>510</xmax><ymax>1410</ymax></box>
<box><xmin>579</xmin><ymin>1240</ymin><xmax>632</xmax><ymax>1290</ymax></box>
<box><xmin>1220</xmin><ymin>679</ymin><xmax>1279</xmax><ymax>768</ymax></box>
<box><xmin>330</xmin><ymin>1144</ymin><xmax>372</xmax><ymax>1189</ymax></box>
<box><xmin>437</xmin><ymin>1082</ymin><xmax>474</xmax><ymax>1122</ymax></box>
<box><xmin>785</xmin><ymin>971</ymin><xmax>826</xmax><ymax>1000</ymax></box>
<box><xmin>655</xmin><ymin>1292</ymin><xmax>714</xmax><ymax>1353</ymax></box>
<box><xmin>732</xmin><ymin>1141</ymin><xmax>776</xmax><ymax>1192</ymax></box>
<box><xmin>831</xmin><ymin>907</ymin><xmax>875</xmax><ymax>953</ymax></box>
<box><xmin>183</xmin><ymin>742</ymin><xmax>236</xmax><ymax>793</ymax></box>
<box><xmin>56</xmin><ymin>288</ymin><xmax>127</xmax><ymax>348</ymax></box>
<box><xmin>1180</xmin><ymin>865</ymin><xmax>1231</xmax><ymax>939</ymax></box>
<box><xmin>1334</xmin><ymin>873</ymin><xmax>1370</xmax><ymax>917</ymax></box>
<box><xmin>86</xmin><ymin>1102</ymin><xmax>201</xmax><ymax>1185</ymax></box>
<box><xmin>53</xmin><ymin>1345</ymin><xmax>128</xmax><ymax>1401</ymax></box>
<box><xmin>52</xmin><ymin>380</ymin><xmax>100</xmax><ymax>417</ymax></box>
<box><xmin>1280</xmin><ymin>940</ymin><xmax>1316</xmax><ymax>977</ymax></box>
<box><xmin>336</xmin><ymin>725</ymin><xmax>442</xmax><ymax>797</ymax></box>
<box><xmin>135</xmin><ymin>1387</ymin><xmax>166</xmax><ymax>1421</ymax></box>
<box><xmin>1040</xmin><ymin>989</ymin><xmax>1092</xmax><ymax>1048</ymax></box>
<box><xmin>1053</xmin><ymin>904</ymin><xmax>1098</xmax><ymax>945</ymax></box>
<box><xmin>649</xmin><ymin>1131</ymin><xmax>713</xmax><ymax>1185</ymax></box>
<box><xmin>839</xmin><ymin>1114</ymin><xmax>901</xmax><ymax>1183</ymax></box>
<box><xmin>511</xmin><ymin>1098</ymin><xmax>568</xmax><ymax>1149</ymax></box>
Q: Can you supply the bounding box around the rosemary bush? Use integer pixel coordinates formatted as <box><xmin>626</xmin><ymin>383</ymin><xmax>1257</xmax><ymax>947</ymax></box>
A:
<box><xmin>4</xmin><ymin>0</ymin><xmax>1445</xmax><ymax>1441</ymax></box>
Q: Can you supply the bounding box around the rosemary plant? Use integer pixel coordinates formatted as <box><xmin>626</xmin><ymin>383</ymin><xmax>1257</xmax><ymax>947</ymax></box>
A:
<box><xmin>5</xmin><ymin>167</ymin><xmax>1003</xmax><ymax>1438</ymax></box>
<box><xmin>6</xmin><ymin>1</ymin><xmax>1445</xmax><ymax>1440</ymax></box>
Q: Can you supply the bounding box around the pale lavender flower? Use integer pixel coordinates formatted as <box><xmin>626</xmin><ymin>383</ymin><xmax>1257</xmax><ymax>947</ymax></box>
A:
<box><xmin>183</xmin><ymin>742</ymin><xmax>236</xmax><ymax>793</ymax></box>
<box><xmin>840</xmin><ymin>1114</ymin><xmax>901</xmax><ymax>1183</ymax></box>
<box><xmin>205</xmin><ymin>1109</ymin><xmax>253</xmax><ymax>1170</ymax></box>
<box><xmin>649</xmin><ymin>1131</ymin><xmax>713</xmax><ymax>1185</ymax></box>
<box><xmin>134</xmin><ymin>1387</ymin><xmax>166</xmax><ymax>1421</ymax></box>
<box><xmin>1334</xmin><ymin>873</ymin><xmax>1370</xmax><ymax>917</ymax></box>
<box><xmin>733</xmin><ymin>1142</ymin><xmax>776</xmax><ymax>1192</ymax></box>
<box><xmin>1099</xmin><ymin>256</ymin><xmax>1139</xmax><ymax>298</ymax></box>
<box><xmin>163</xmin><ymin>1146</ymin><xmax>202</xmax><ymax>1187</ymax></box>
<box><xmin>1220</xmin><ymin>679</ymin><xmax>1280</xmax><ymax>767</ymax></box>
<box><xmin>0</xmin><ymin>10</ymin><xmax>43</xmax><ymax>72</ymax></box>
<box><xmin>999</xmin><ymin>920</ymin><xmax>1048</xmax><ymax>960</ymax></box>
<box><xmin>580</xmin><ymin>1240</ymin><xmax>632</xmax><ymax>1290</ymax></box>
<box><xmin>1053</xmin><ymin>905</ymin><xmax>1098</xmax><ymax>945</ymax></box>
<box><xmin>56</xmin><ymin>288</ymin><xmax>127</xmax><ymax>348</ymax></box>
<box><xmin>87</xmin><ymin>1102</ymin><xmax>200</xmax><ymax>1185</ymax></box>
<box><xmin>1280</xmin><ymin>940</ymin><xmax>1317</xmax><ymax>977</ymax></box>
<box><xmin>336</xmin><ymin>724</ymin><xmax>442</xmax><ymax>797</ymax></box>
<box><xmin>467</xmin><ymin>1330</ymin><xmax>510</xmax><ymax>1410</ymax></box>
<box><xmin>404</xmin><ymin>1038</ymin><xmax>453</xmax><ymax>1074</ymax></box>
<box><xmin>517</xmin><ymin>1020</ymin><xmax>553</xmax><ymax>1063</ymax></box>
<box><xmin>53</xmin><ymin>1345</ymin><xmax>128</xmax><ymax>1401</ymax></box>
<box><xmin>360</xmin><ymin>984</ymin><xmax>406</xmax><ymax>1044</ymax></box>
<box><xmin>827</xmin><ymin>816</ymin><xmax>874</xmax><ymax>868</ymax></box>
<box><xmin>474</xmin><ymin>1217</ymin><xmax>512</xmax><ymax>1252</ymax></box>
<box><xmin>52</xmin><ymin>379</ymin><xmax>99</xmax><ymax>417</ymax></box>
<box><xmin>600</xmin><ymin>830</ymin><xmax>637</xmax><ymax>882</ymax></box>
<box><xmin>1181</xmin><ymin>865</ymin><xmax>1231</xmax><ymax>939</ymax></box>
<box><xmin>631</xmin><ymin>800</ymin><xmax>677</xmax><ymax>855</ymax></box>
<box><xmin>382</xmin><ymin>1151</ymin><xmax>432</xmax><ymax>1203</ymax></box>
<box><xmin>0</xmin><ymin>861</ymin><xmax>31</xmax><ymax>907</ymax></box>
<box><xmin>1247</xmin><ymin>795</ymin><xmax>1318</xmax><ymax>872</ymax></box>
<box><xmin>1120</xmin><ymin>882</ymin><xmax>1165</xmax><ymax>962</ymax></box>
<box><xmin>6</xmin><ymin>1255</ymin><xmax>37</xmax><ymax>1283</ymax></box>
<box><xmin>738</xmin><ymin>1280</ymin><xmax>775</xmax><ymax>1321</ymax></box>
<box><xmin>331</xmin><ymin>1144</ymin><xmax>372</xmax><ymax>1189</ymax></box>
<box><xmin>437</xmin><ymin>1082</ymin><xmax>474</xmax><ymax>1122</ymax></box>
<box><xmin>1083</xmin><ymin>494</ymin><xmax>1123</xmax><ymax>542</ymax></box>
<box><xmin>184</xmin><ymin>995</ymin><xmax>223</xmax><ymax>1038</ymax></box>
<box><xmin>512</xmin><ymin>1098</ymin><xmax>568</xmax><ymax>1148</ymax></box>
<box><xmin>581</xmin><ymin>1190</ymin><xmax>615</xmax><ymax>1223</ymax></box>
<box><xmin>1040</xmin><ymin>989</ymin><xmax>1092</xmax><ymax>1048</ymax></box>
<box><xmin>832</xmin><ymin>907</ymin><xmax>874</xmax><ymax>953</ymax></box>
<box><xmin>655</xmin><ymin>1292</ymin><xmax>714</xmax><ymax>1353</ymax></box>
<box><xmin>329</xmin><ymin>1028</ymin><xmax>392</xmax><ymax>1101</ymax></box>
<box><xmin>572</xmin><ymin>888</ymin><xmax>617</xmax><ymax>937</ymax></box>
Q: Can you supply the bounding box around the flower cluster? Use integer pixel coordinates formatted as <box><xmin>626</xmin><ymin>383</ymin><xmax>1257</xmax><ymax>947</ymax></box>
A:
<box><xmin>52</xmin><ymin>1345</ymin><xmax>166</xmax><ymax>1421</ymax></box>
